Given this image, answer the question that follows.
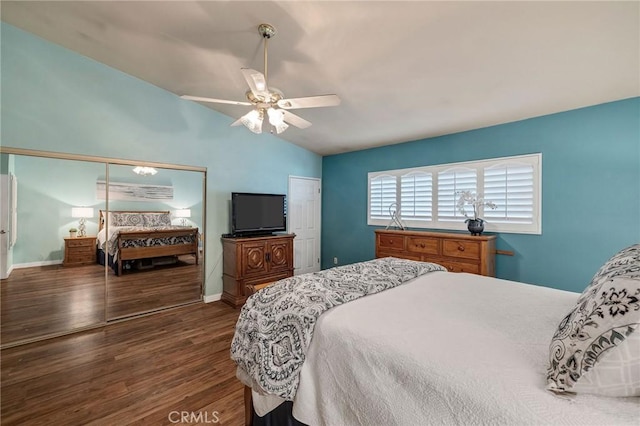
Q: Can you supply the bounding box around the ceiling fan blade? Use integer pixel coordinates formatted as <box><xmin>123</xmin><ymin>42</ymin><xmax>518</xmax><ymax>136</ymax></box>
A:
<box><xmin>181</xmin><ymin>95</ymin><xmax>252</xmax><ymax>106</ymax></box>
<box><xmin>241</xmin><ymin>68</ymin><xmax>269</xmax><ymax>98</ymax></box>
<box><xmin>282</xmin><ymin>110</ymin><xmax>312</xmax><ymax>129</ymax></box>
<box><xmin>230</xmin><ymin>117</ymin><xmax>244</xmax><ymax>127</ymax></box>
<box><xmin>277</xmin><ymin>94</ymin><xmax>341</xmax><ymax>110</ymax></box>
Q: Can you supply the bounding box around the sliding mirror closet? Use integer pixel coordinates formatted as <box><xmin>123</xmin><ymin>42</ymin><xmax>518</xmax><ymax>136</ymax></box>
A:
<box><xmin>0</xmin><ymin>148</ymin><xmax>206</xmax><ymax>348</ymax></box>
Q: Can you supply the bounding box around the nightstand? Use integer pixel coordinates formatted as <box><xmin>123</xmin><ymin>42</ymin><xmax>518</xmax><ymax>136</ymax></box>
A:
<box><xmin>63</xmin><ymin>236</ymin><xmax>97</xmax><ymax>267</ymax></box>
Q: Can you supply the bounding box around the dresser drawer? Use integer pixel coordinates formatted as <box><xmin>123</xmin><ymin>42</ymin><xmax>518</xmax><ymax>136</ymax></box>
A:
<box><xmin>442</xmin><ymin>240</ymin><xmax>480</xmax><ymax>260</ymax></box>
<box><xmin>70</xmin><ymin>254</ymin><xmax>97</xmax><ymax>264</ymax></box>
<box><xmin>439</xmin><ymin>261</ymin><xmax>480</xmax><ymax>274</ymax></box>
<box><xmin>67</xmin><ymin>238</ymin><xmax>95</xmax><ymax>248</ymax></box>
<box><xmin>407</xmin><ymin>237</ymin><xmax>439</xmax><ymax>255</ymax></box>
<box><xmin>377</xmin><ymin>234</ymin><xmax>405</xmax><ymax>251</ymax></box>
<box><xmin>375</xmin><ymin>230</ymin><xmax>496</xmax><ymax>277</ymax></box>
<box><xmin>69</xmin><ymin>245</ymin><xmax>95</xmax><ymax>255</ymax></box>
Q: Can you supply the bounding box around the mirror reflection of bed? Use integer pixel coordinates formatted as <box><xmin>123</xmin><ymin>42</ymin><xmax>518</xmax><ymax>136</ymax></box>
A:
<box><xmin>0</xmin><ymin>150</ymin><xmax>205</xmax><ymax>348</ymax></box>
<box><xmin>99</xmin><ymin>210</ymin><xmax>202</xmax><ymax>319</ymax></box>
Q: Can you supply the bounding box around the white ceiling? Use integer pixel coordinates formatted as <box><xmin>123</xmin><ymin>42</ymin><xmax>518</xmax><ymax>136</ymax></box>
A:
<box><xmin>2</xmin><ymin>1</ymin><xmax>638</xmax><ymax>156</ymax></box>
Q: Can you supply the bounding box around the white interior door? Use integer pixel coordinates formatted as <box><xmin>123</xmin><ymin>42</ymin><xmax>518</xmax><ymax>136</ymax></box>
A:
<box><xmin>288</xmin><ymin>176</ymin><xmax>321</xmax><ymax>275</ymax></box>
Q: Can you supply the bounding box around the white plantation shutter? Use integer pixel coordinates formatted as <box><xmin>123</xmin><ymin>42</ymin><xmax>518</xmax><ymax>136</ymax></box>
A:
<box><xmin>367</xmin><ymin>154</ymin><xmax>541</xmax><ymax>233</ymax></box>
<box><xmin>369</xmin><ymin>174</ymin><xmax>397</xmax><ymax>221</ymax></box>
<box><xmin>401</xmin><ymin>171</ymin><xmax>432</xmax><ymax>222</ymax></box>
<box><xmin>483</xmin><ymin>163</ymin><xmax>534</xmax><ymax>224</ymax></box>
<box><xmin>437</xmin><ymin>167</ymin><xmax>477</xmax><ymax>222</ymax></box>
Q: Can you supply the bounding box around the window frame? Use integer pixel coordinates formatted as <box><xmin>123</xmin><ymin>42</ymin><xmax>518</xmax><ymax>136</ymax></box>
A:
<box><xmin>367</xmin><ymin>153</ymin><xmax>542</xmax><ymax>235</ymax></box>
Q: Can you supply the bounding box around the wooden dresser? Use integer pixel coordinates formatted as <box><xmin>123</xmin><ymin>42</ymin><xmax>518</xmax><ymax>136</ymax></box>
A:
<box><xmin>375</xmin><ymin>229</ymin><xmax>496</xmax><ymax>277</ymax></box>
<box><xmin>63</xmin><ymin>236</ymin><xmax>97</xmax><ymax>267</ymax></box>
<box><xmin>221</xmin><ymin>234</ymin><xmax>295</xmax><ymax>308</ymax></box>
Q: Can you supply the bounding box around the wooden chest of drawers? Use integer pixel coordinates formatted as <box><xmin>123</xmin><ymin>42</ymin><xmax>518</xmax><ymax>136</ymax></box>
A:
<box><xmin>63</xmin><ymin>236</ymin><xmax>97</xmax><ymax>267</ymax></box>
<box><xmin>222</xmin><ymin>234</ymin><xmax>295</xmax><ymax>308</ymax></box>
<box><xmin>375</xmin><ymin>230</ymin><xmax>496</xmax><ymax>276</ymax></box>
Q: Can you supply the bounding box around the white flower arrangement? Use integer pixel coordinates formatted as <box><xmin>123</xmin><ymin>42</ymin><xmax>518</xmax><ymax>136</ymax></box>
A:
<box><xmin>456</xmin><ymin>190</ymin><xmax>497</xmax><ymax>222</ymax></box>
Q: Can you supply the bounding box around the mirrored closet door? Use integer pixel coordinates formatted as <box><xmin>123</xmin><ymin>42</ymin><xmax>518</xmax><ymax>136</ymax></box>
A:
<box><xmin>104</xmin><ymin>164</ymin><xmax>204</xmax><ymax>320</ymax></box>
<box><xmin>0</xmin><ymin>154</ymin><xmax>106</xmax><ymax>346</ymax></box>
<box><xmin>0</xmin><ymin>148</ymin><xmax>206</xmax><ymax>348</ymax></box>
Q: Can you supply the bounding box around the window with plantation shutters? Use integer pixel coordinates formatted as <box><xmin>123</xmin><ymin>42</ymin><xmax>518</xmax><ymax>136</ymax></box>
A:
<box><xmin>437</xmin><ymin>167</ymin><xmax>477</xmax><ymax>222</ymax></box>
<box><xmin>400</xmin><ymin>171</ymin><xmax>432</xmax><ymax>223</ymax></box>
<box><xmin>367</xmin><ymin>153</ymin><xmax>541</xmax><ymax>234</ymax></box>
<box><xmin>483</xmin><ymin>163</ymin><xmax>534</xmax><ymax>224</ymax></box>
<box><xmin>368</xmin><ymin>174</ymin><xmax>397</xmax><ymax>221</ymax></box>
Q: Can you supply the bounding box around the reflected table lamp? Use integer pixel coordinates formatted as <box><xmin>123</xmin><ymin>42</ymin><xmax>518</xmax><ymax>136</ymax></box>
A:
<box><xmin>71</xmin><ymin>207</ymin><xmax>94</xmax><ymax>237</ymax></box>
<box><xmin>174</xmin><ymin>209</ymin><xmax>191</xmax><ymax>226</ymax></box>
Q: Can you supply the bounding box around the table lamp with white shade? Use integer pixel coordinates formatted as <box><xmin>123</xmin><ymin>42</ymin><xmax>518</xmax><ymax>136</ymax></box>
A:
<box><xmin>174</xmin><ymin>209</ymin><xmax>191</xmax><ymax>226</ymax></box>
<box><xmin>71</xmin><ymin>207</ymin><xmax>94</xmax><ymax>237</ymax></box>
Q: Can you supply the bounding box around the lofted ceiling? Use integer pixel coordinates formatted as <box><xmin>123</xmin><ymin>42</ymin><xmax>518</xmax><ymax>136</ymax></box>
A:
<box><xmin>1</xmin><ymin>1</ymin><xmax>638</xmax><ymax>156</ymax></box>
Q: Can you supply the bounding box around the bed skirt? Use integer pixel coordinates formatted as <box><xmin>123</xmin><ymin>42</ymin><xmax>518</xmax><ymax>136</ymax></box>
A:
<box><xmin>96</xmin><ymin>247</ymin><xmax>126</xmax><ymax>275</ymax></box>
<box><xmin>252</xmin><ymin>402</ymin><xmax>306</xmax><ymax>426</ymax></box>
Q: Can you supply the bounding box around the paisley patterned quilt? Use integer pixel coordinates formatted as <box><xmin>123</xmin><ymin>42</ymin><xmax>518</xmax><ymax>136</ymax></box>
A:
<box><xmin>231</xmin><ymin>257</ymin><xmax>446</xmax><ymax>400</ymax></box>
<box><xmin>97</xmin><ymin>225</ymin><xmax>196</xmax><ymax>258</ymax></box>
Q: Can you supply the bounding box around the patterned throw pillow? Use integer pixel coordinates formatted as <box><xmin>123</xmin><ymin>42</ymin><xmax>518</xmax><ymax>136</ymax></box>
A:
<box><xmin>142</xmin><ymin>212</ymin><xmax>171</xmax><ymax>227</ymax></box>
<box><xmin>108</xmin><ymin>212</ymin><xmax>144</xmax><ymax>227</ymax></box>
<box><xmin>547</xmin><ymin>244</ymin><xmax>640</xmax><ymax>396</ymax></box>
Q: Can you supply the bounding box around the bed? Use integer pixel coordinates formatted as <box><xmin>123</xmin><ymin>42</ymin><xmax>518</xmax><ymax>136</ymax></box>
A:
<box><xmin>97</xmin><ymin>210</ymin><xmax>199</xmax><ymax>275</ymax></box>
<box><xmin>232</xmin><ymin>249</ymin><xmax>640</xmax><ymax>425</ymax></box>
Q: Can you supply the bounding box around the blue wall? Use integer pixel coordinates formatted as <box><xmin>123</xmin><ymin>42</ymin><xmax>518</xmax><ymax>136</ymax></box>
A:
<box><xmin>322</xmin><ymin>98</ymin><xmax>640</xmax><ymax>293</ymax></box>
<box><xmin>0</xmin><ymin>23</ymin><xmax>322</xmax><ymax>296</ymax></box>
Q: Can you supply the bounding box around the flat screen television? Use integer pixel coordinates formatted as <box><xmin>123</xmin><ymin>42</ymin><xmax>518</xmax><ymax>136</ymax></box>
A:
<box><xmin>231</xmin><ymin>192</ymin><xmax>286</xmax><ymax>236</ymax></box>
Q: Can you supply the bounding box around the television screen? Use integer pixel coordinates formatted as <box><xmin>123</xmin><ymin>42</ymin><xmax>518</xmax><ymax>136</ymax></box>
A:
<box><xmin>231</xmin><ymin>192</ymin><xmax>286</xmax><ymax>235</ymax></box>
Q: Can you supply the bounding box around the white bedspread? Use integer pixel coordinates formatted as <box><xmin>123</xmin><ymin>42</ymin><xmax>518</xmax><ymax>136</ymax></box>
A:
<box><xmin>289</xmin><ymin>271</ymin><xmax>640</xmax><ymax>425</ymax></box>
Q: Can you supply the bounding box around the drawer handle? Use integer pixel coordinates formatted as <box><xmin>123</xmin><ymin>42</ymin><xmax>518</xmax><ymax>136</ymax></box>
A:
<box><xmin>420</xmin><ymin>243</ymin><xmax>425</xmax><ymax>248</ymax></box>
<box><xmin>457</xmin><ymin>244</ymin><xmax>465</xmax><ymax>252</ymax></box>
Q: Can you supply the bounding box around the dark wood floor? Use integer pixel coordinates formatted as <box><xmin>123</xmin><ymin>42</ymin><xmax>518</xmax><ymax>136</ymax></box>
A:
<box><xmin>1</xmin><ymin>301</ymin><xmax>244</xmax><ymax>425</ymax></box>
<box><xmin>1</xmin><ymin>263</ymin><xmax>105</xmax><ymax>344</ymax></box>
<box><xmin>1</xmin><ymin>255</ymin><xmax>202</xmax><ymax>346</ymax></box>
<box><xmin>107</xmin><ymin>255</ymin><xmax>202</xmax><ymax>320</ymax></box>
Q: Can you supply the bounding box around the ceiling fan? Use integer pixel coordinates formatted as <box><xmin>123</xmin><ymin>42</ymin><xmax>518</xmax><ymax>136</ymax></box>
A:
<box><xmin>181</xmin><ymin>23</ymin><xmax>341</xmax><ymax>134</ymax></box>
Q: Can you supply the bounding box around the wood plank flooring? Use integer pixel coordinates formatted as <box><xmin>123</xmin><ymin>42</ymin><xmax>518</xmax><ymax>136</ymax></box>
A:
<box><xmin>106</xmin><ymin>255</ymin><xmax>202</xmax><ymax>320</ymax></box>
<box><xmin>1</xmin><ymin>301</ymin><xmax>244</xmax><ymax>425</ymax></box>
<box><xmin>1</xmin><ymin>263</ymin><xmax>105</xmax><ymax>344</ymax></box>
<box><xmin>1</xmin><ymin>255</ymin><xmax>202</xmax><ymax>346</ymax></box>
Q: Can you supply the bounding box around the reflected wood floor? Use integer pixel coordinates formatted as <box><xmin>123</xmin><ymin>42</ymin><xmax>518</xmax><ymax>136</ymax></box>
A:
<box><xmin>1</xmin><ymin>255</ymin><xmax>202</xmax><ymax>346</ymax></box>
<box><xmin>1</xmin><ymin>302</ymin><xmax>244</xmax><ymax>425</ymax></box>
<box><xmin>1</xmin><ymin>263</ymin><xmax>105</xmax><ymax>344</ymax></box>
<box><xmin>107</xmin><ymin>254</ymin><xmax>202</xmax><ymax>320</ymax></box>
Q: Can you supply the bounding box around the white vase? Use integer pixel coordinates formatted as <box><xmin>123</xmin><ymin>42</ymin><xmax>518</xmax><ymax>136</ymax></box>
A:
<box><xmin>69</xmin><ymin>231</ymin><xmax>77</xmax><ymax>238</ymax></box>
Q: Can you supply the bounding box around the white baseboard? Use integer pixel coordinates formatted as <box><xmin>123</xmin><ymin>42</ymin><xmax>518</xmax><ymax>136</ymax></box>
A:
<box><xmin>203</xmin><ymin>293</ymin><xmax>222</xmax><ymax>303</ymax></box>
<box><xmin>13</xmin><ymin>260</ymin><xmax>63</xmax><ymax>269</ymax></box>
<box><xmin>1</xmin><ymin>264</ymin><xmax>13</xmax><ymax>279</ymax></box>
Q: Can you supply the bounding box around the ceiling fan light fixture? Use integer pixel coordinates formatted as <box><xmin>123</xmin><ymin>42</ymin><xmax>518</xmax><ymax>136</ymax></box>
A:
<box><xmin>240</xmin><ymin>109</ymin><xmax>263</xmax><ymax>134</ymax></box>
<box><xmin>132</xmin><ymin>166</ymin><xmax>158</xmax><ymax>176</ymax></box>
<box><xmin>267</xmin><ymin>107</ymin><xmax>288</xmax><ymax>134</ymax></box>
<box><xmin>274</xmin><ymin>121</ymin><xmax>289</xmax><ymax>134</ymax></box>
<box><xmin>267</xmin><ymin>107</ymin><xmax>284</xmax><ymax>125</ymax></box>
<box><xmin>181</xmin><ymin>23</ymin><xmax>340</xmax><ymax>135</ymax></box>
